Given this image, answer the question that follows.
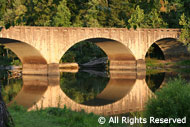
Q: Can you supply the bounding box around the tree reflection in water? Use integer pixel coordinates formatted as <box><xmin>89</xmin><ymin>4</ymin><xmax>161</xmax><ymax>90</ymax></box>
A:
<box><xmin>60</xmin><ymin>71</ymin><xmax>109</xmax><ymax>104</ymax></box>
<box><xmin>146</xmin><ymin>72</ymin><xmax>165</xmax><ymax>92</ymax></box>
<box><xmin>0</xmin><ymin>70</ymin><xmax>22</xmax><ymax>104</ymax></box>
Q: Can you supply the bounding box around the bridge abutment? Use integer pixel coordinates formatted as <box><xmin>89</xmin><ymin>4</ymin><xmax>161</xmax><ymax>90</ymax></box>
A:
<box><xmin>136</xmin><ymin>59</ymin><xmax>146</xmax><ymax>70</ymax></box>
<box><xmin>109</xmin><ymin>60</ymin><xmax>137</xmax><ymax>70</ymax></box>
<box><xmin>109</xmin><ymin>59</ymin><xmax>146</xmax><ymax>71</ymax></box>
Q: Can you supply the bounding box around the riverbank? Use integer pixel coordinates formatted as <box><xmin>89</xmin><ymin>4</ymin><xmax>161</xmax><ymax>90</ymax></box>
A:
<box><xmin>0</xmin><ymin>65</ymin><xmax>22</xmax><ymax>70</ymax></box>
<box><xmin>146</xmin><ymin>58</ymin><xmax>190</xmax><ymax>70</ymax></box>
<box><xmin>145</xmin><ymin>58</ymin><xmax>190</xmax><ymax>81</ymax></box>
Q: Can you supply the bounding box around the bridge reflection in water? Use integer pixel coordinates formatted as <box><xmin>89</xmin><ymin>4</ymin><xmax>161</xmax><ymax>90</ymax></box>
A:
<box><xmin>9</xmin><ymin>70</ymin><xmax>154</xmax><ymax>116</ymax></box>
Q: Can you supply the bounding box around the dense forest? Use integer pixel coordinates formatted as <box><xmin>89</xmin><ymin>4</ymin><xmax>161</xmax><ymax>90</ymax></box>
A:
<box><xmin>0</xmin><ymin>0</ymin><xmax>189</xmax><ymax>30</ymax></box>
<box><xmin>0</xmin><ymin>0</ymin><xmax>190</xmax><ymax>64</ymax></box>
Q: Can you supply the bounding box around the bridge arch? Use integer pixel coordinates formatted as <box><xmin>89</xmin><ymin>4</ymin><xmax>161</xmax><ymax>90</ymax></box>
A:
<box><xmin>145</xmin><ymin>37</ymin><xmax>189</xmax><ymax>60</ymax></box>
<box><xmin>59</xmin><ymin>38</ymin><xmax>137</xmax><ymax>70</ymax></box>
<box><xmin>0</xmin><ymin>38</ymin><xmax>47</xmax><ymax>75</ymax></box>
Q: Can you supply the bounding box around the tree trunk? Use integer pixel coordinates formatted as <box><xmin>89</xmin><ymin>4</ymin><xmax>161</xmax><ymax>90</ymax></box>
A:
<box><xmin>0</xmin><ymin>85</ymin><xmax>14</xmax><ymax>127</ymax></box>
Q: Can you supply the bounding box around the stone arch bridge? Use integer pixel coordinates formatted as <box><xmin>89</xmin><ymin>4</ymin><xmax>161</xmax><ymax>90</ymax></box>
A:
<box><xmin>0</xmin><ymin>26</ymin><xmax>181</xmax><ymax>75</ymax></box>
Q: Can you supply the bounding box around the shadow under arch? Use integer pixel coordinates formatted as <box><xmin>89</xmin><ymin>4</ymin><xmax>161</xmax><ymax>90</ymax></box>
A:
<box><xmin>0</xmin><ymin>38</ymin><xmax>47</xmax><ymax>75</ymax></box>
<box><xmin>146</xmin><ymin>38</ymin><xmax>190</xmax><ymax>60</ymax></box>
<box><xmin>60</xmin><ymin>37</ymin><xmax>137</xmax><ymax>70</ymax></box>
<box><xmin>86</xmin><ymin>38</ymin><xmax>136</xmax><ymax>61</ymax></box>
<box><xmin>145</xmin><ymin>43</ymin><xmax>165</xmax><ymax>60</ymax></box>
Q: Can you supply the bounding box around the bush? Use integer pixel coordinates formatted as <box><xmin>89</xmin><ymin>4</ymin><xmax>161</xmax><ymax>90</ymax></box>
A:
<box><xmin>144</xmin><ymin>76</ymin><xmax>190</xmax><ymax>127</ymax></box>
<box><xmin>11</xmin><ymin>59</ymin><xmax>22</xmax><ymax>66</ymax></box>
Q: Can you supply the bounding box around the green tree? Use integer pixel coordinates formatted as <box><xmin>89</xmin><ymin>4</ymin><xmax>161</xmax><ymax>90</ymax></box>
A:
<box><xmin>179</xmin><ymin>13</ymin><xmax>190</xmax><ymax>47</ymax></box>
<box><xmin>67</xmin><ymin>0</ymin><xmax>88</xmax><ymax>27</ymax></box>
<box><xmin>75</xmin><ymin>0</ymin><xmax>101</xmax><ymax>27</ymax></box>
<box><xmin>61</xmin><ymin>41</ymin><xmax>106</xmax><ymax>64</ymax></box>
<box><xmin>0</xmin><ymin>0</ymin><xmax>62</xmax><ymax>27</ymax></box>
<box><xmin>147</xmin><ymin>9</ymin><xmax>168</xmax><ymax>28</ymax></box>
<box><xmin>96</xmin><ymin>0</ymin><xmax>110</xmax><ymax>27</ymax></box>
<box><xmin>22</xmin><ymin>0</ymin><xmax>62</xmax><ymax>26</ymax></box>
<box><xmin>0</xmin><ymin>45</ymin><xmax>21</xmax><ymax>66</ymax></box>
<box><xmin>31</xmin><ymin>0</ymin><xmax>57</xmax><ymax>26</ymax></box>
<box><xmin>128</xmin><ymin>5</ymin><xmax>167</xmax><ymax>28</ymax></box>
<box><xmin>160</xmin><ymin>0</ymin><xmax>190</xmax><ymax>28</ymax></box>
<box><xmin>128</xmin><ymin>5</ymin><xmax>148</xmax><ymax>28</ymax></box>
<box><xmin>107</xmin><ymin>0</ymin><xmax>132</xmax><ymax>27</ymax></box>
<box><xmin>53</xmin><ymin>0</ymin><xmax>71</xmax><ymax>27</ymax></box>
<box><xmin>0</xmin><ymin>0</ymin><xmax>7</xmax><ymax>26</ymax></box>
<box><xmin>0</xmin><ymin>0</ymin><xmax>27</xmax><ymax>28</ymax></box>
<box><xmin>84</xmin><ymin>0</ymin><xmax>101</xmax><ymax>27</ymax></box>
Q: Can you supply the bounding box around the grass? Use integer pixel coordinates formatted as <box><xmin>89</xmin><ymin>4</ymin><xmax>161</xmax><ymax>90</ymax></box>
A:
<box><xmin>146</xmin><ymin>58</ymin><xmax>190</xmax><ymax>69</ymax></box>
<box><xmin>175</xmin><ymin>60</ymin><xmax>190</xmax><ymax>66</ymax></box>
<box><xmin>146</xmin><ymin>58</ymin><xmax>190</xmax><ymax>75</ymax></box>
<box><xmin>175</xmin><ymin>68</ymin><xmax>190</xmax><ymax>73</ymax></box>
<box><xmin>145</xmin><ymin>58</ymin><xmax>166</xmax><ymax>68</ymax></box>
<box><xmin>8</xmin><ymin>105</ymin><xmax>125</xmax><ymax>127</ymax></box>
<box><xmin>146</xmin><ymin>68</ymin><xmax>168</xmax><ymax>75</ymax></box>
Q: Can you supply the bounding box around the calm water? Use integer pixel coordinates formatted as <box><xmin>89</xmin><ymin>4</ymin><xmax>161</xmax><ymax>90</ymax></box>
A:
<box><xmin>1</xmin><ymin>68</ymin><xmax>190</xmax><ymax>115</ymax></box>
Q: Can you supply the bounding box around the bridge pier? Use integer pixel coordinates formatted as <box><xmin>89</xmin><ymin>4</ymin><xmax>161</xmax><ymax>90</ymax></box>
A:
<box><xmin>22</xmin><ymin>61</ymin><xmax>145</xmax><ymax>76</ymax></box>
<box><xmin>22</xmin><ymin>63</ymin><xmax>60</xmax><ymax>76</ymax></box>
<box><xmin>109</xmin><ymin>59</ymin><xmax>146</xmax><ymax>71</ymax></box>
<box><xmin>109</xmin><ymin>60</ymin><xmax>137</xmax><ymax>70</ymax></box>
<box><xmin>136</xmin><ymin>59</ymin><xmax>146</xmax><ymax>70</ymax></box>
<box><xmin>47</xmin><ymin>63</ymin><xmax>60</xmax><ymax>76</ymax></box>
<box><xmin>22</xmin><ymin>64</ymin><xmax>48</xmax><ymax>75</ymax></box>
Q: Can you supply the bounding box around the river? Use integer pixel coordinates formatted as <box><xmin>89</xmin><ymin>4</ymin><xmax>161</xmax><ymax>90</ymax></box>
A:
<box><xmin>1</xmin><ymin>68</ymin><xmax>190</xmax><ymax>115</ymax></box>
